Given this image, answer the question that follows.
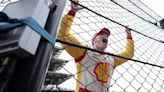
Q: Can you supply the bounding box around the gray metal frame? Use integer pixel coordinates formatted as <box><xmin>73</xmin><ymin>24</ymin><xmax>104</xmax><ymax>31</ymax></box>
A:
<box><xmin>0</xmin><ymin>0</ymin><xmax>66</xmax><ymax>92</ymax></box>
<box><xmin>1</xmin><ymin>0</ymin><xmax>50</xmax><ymax>57</ymax></box>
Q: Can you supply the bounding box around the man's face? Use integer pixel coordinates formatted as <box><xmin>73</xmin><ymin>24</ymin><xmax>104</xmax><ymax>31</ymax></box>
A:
<box><xmin>93</xmin><ymin>32</ymin><xmax>109</xmax><ymax>51</ymax></box>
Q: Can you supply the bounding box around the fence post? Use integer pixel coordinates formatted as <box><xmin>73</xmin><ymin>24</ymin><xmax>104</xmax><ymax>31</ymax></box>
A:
<box><xmin>1</xmin><ymin>0</ymin><xmax>66</xmax><ymax>92</ymax></box>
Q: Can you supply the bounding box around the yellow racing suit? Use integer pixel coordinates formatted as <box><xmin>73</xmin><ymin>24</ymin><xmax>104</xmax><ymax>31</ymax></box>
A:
<box><xmin>57</xmin><ymin>10</ymin><xmax>134</xmax><ymax>92</ymax></box>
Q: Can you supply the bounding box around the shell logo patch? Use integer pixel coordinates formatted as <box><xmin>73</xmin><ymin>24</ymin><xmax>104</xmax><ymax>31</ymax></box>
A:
<box><xmin>94</xmin><ymin>62</ymin><xmax>109</xmax><ymax>83</ymax></box>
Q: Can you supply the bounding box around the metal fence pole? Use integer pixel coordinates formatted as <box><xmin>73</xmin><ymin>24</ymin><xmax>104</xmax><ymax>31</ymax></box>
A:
<box><xmin>1</xmin><ymin>0</ymin><xmax>66</xmax><ymax>92</ymax></box>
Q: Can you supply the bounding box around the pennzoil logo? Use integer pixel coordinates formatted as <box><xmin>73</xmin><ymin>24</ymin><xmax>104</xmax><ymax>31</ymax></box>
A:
<box><xmin>94</xmin><ymin>62</ymin><xmax>110</xmax><ymax>83</ymax></box>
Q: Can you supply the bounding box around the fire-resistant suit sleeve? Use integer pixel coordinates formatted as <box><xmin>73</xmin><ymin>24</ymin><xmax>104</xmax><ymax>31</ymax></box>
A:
<box><xmin>57</xmin><ymin>10</ymin><xmax>86</xmax><ymax>60</ymax></box>
<box><xmin>114</xmin><ymin>38</ymin><xmax>134</xmax><ymax>67</ymax></box>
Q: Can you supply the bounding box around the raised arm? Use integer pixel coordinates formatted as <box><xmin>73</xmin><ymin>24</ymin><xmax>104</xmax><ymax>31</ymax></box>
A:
<box><xmin>114</xmin><ymin>27</ymin><xmax>134</xmax><ymax>67</ymax></box>
<box><xmin>57</xmin><ymin>0</ymin><xmax>86</xmax><ymax>61</ymax></box>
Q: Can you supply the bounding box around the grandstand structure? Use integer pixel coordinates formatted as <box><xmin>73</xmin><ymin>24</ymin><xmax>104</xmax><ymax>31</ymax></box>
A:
<box><xmin>42</xmin><ymin>47</ymin><xmax>74</xmax><ymax>92</ymax></box>
<box><xmin>0</xmin><ymin>0</ymin><xmax>164</xmax><ymax>92</ymax></box>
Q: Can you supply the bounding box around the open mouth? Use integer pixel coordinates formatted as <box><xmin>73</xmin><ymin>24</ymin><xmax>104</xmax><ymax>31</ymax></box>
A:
<box><xmin>103</xmin><ymin>39</ymin><xmax>108</xmax><ymax>43</ymax></box>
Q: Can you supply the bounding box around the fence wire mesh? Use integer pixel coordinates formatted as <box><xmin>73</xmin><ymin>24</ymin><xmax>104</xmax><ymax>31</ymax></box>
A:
<box><xmin>0</xmin><ymin>0</ymin><xmax>19</xmax><ymax>11</ymax></box>
<box><xmin>1</xmin><ymin>0</ymin><xmax>164</xmax><ymax>92</ymax></box>
<box><xmin>55</xmin><ymin>0</ymin><xmax>164</xmax><ymax>92</ymax></box>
